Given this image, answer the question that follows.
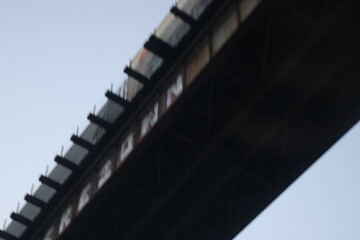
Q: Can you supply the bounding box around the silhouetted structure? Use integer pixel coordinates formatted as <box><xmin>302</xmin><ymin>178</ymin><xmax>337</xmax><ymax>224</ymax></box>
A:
<box><xmin>1</xmin><ymin>0</ymin><xmax>360</xmax><ymax>239</ymax></box>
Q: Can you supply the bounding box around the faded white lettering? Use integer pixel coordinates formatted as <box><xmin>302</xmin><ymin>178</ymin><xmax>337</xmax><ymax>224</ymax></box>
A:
<box><xmin>43</xmin><ymin>226</ymin><xmax>54</xmax><ymax>240</ymax></box>
<box><xmin>141</xmin><ymin>103</ymin><xmax>159</xmax><ymax>138</ymax></box>
<box><xmin>77</xmin><ymin>183</ymin><xmax>92</xmax><ymax>212</ymax></box>
<box><xmin>120</xmin><ymin>133</ymin><xmax>134</xmax><ymax>163</ymax></box>
<box><xmin>98</xmin><ymin>160</ymin><xmax>112</xmax><ymax>188</ymax></box>
<box><xmin>166</xmin><ymin>75</ymin><xmax>183</xmax><ymax>109</ymax></box>
<box><xmin>58</xmin><ymin>206</ymin><xmax>72</xmax><ymax>234</ymax></box>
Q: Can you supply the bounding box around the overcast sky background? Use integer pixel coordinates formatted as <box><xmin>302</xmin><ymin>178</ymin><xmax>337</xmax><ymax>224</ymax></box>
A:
<box><xmin>0</xmin><ymin>1</ymin><xmax>359</xmax><ymax>239</ymax></box>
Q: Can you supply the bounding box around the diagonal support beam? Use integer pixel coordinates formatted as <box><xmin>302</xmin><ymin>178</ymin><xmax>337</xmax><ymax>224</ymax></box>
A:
<box><xmin>25</xmin><ymin>194</ymin><xmax>47</xmax><ymax>209</ymax></box>
<box><xmin>124</xmin><ymin>67</ymin><xmax>149</xmax><ymax>85</ymax></box>
<box><xmin>170</xmin><ymin>6</ymin><xmax>197</xmax><ymax>26</ymax></box>
<box><xmin>71</xmin><ymin>135</ymin><xmax>95</xmax><ymax>151</ymax></box>
<box><xmin>105</xmin><ymin>91</ymin><xmax>130</xmax><ymax>107</ymax></box>
<box><xmin>54</xmin><ymin>155</ymin><xmax>79</xmax><ymax>172</ymax></box>
<box><xmin>87</xmin><ymin>114</ymin><xmax>113</xmax><ymax>130</ymax></box>
<box><xmin>144</xmin><ymin>35</ymin><xmax>174</xmax><ymax>60</ymax></box>
<box><xmin>0</xmin><ymin>230</ymin><xmax>18</xmax><ymax>240</ymax></box>
<box><xmin>10</xmin><ymin>213</ymin><xmax>32</xmax><ymax>227</ymax></box>
<box><xmin>119</xmin><ymin>181</ymin><xmax>155</xmax><ymax>200</ymax></box>
<box><xmin>39</xmin><ymin>175</ymin><xmax>62</xmax><ymax>191</ymax></box>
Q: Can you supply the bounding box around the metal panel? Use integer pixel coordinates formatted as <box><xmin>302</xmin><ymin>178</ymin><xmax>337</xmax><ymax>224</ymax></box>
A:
<box><xmin>5</xmin><ymin>222</ymin><xmax>26</xmax><ymax>238</ymax></box>
<box><xmin>48</xmin><ymin>165</ymin><xmax>72</xmax><ymax>185</ymax></box>
<box><xmin>19</xmin><ymin>203</ymin><xmax>41</xmax><ymax>221</ymax></box>
<box><xmin>33</xmin><ymin>184</ymin><xmax>57</xmax><ymax>203</ymax></box>
<box><xmin>176</xmin><ymin>0</ymin><xmax>213</xmax><ymax>20</ymax></box>
<box><xmin>212</xmin><ymin>9</ymin><xmax>238</xmax><ymax>54</ymax></box>
<box><xmin>163</xmin><ymin>73</ymin><xmax>184</xmax><ymax>112</ymax></box>
<box><xmin>239</xmin><ymin>0</ymin><xmax>262</xmax><ymax>21</ymax></box>
<box><xmin>125</xmin><ymin>77</ymin><xmax>143</xmax><ymax>102</ymax></box>
<box><xmin>131</xmin><ymin>48</ymin><xmax>163</xmax><ymax>79</ymax></box>
<box><xmin>96</xmin><ymin>100</ymin><xmax>124</xmax><ymax>124</ymax></box>
<box><xmin>79</xmin><ymin>123</ymin><xmax>106</xmax><ymax>145</ymax></box>
<box><xmin>186</xmin><ymin>41</ymin><xmax>210</xmax><ymax>85</ymax></box>
<box><xmin>155</xmin><ymin>13</ymin><xmax>190</xmax><ymax>47</ymax></box>
<box><xmin>64</xmin><ymin>144</ymin><xmax>89</xmax><ymax>165</ymax></box>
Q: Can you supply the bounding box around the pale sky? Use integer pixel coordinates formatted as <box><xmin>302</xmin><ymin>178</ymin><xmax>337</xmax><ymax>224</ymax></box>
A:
<box><xmin>0</xmin><ymin>1</ymin><xmax>359</xmax><ymax>239</ymax></box>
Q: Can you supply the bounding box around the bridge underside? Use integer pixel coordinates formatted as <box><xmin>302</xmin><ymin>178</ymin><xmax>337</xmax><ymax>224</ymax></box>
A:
<box><xmin>59</xmin><ymin>1</ymin><xmax>360</xmax><ymax>240</ymax></box>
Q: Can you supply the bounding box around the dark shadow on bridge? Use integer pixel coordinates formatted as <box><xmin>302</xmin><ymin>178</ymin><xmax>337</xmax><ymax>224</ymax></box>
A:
<box><xmin>29</xmin><ymin>0</ymin><xmax>360</xmax><ymax>239</ymax></box>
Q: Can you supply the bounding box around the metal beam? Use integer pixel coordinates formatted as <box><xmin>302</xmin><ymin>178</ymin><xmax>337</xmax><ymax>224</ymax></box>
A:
<box><xmin>10</xmin><ymin>213</ymin><xmax>32</xmax><ymax>227</ymax></box>
<box><xmin>24</xmin><ymin>195</ymin><xmax>47</xmax><ymax>209</ymax></box>
<box><xmin>54</xmin><ymin>155</ymin><xmax>79</xmax><ymax>172</ymax></box>
<box><xmin>170</xmin><ymin>6</ymin><xmax>197</xmax><ymax>26</ymax></box>
<box><xmin>71</xmin><ymin>135</ymin><xmax>95</xmax><ymax>151</ymax></box>
<box><xmin>144</xmin><ymin>35</ymin><xmax>174</xmax><ymax>59</ymax></box>
<box><xmin>105</xmin><ymin>91</ymin><xmax>130</xmax><ymax>107</ymax></box>
<box><xmin>124</xmin><ymin>67</ymin><xmax>149</xmax><ymax>84</ymax></box>
<box><xmin>39</xmin><ymin>175</ymin><xmax>62</xmax><ymax>191</ymax></box>
<box><xmin>87</xmin><ymin>114</ymin><xmax>113</xmax><ymax>130</ymax></box>
<box><xmin>0</xmin><ymin>230</ymin><xmax>18</xmax><ymax>240</ymax></box>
